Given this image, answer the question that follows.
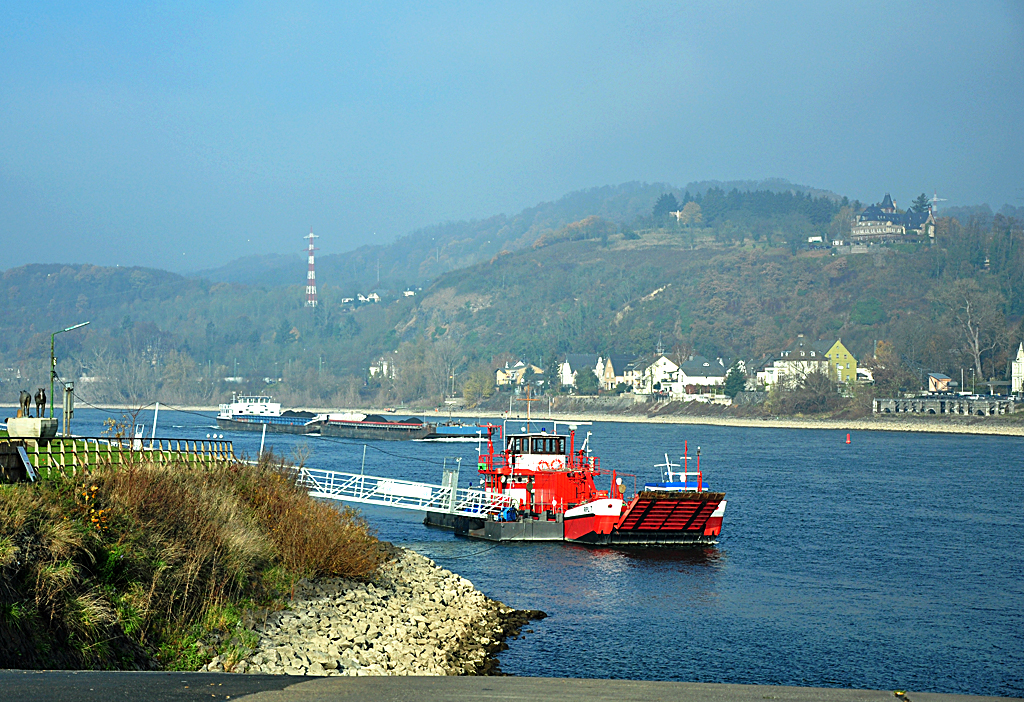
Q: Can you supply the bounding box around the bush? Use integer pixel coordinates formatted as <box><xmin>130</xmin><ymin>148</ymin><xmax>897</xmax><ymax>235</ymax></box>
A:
<box><xmin>0</xmin><ymin>455</ymin><xmax>384</xmax><ymax>670</ymax></box>
<box><xmin>767</xmin><ymin>370</ymin><xmax>842</xmax><ymax>415</ymax></box>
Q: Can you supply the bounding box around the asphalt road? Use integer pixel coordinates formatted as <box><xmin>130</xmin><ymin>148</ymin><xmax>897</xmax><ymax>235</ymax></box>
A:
<box><xmin>0</xmin><ymin>672</ymin><xmax>1016</xmax><ymax>702</ymax></box>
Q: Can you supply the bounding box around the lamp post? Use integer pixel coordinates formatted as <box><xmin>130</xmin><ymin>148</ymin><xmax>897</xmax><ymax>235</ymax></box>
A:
<box><xmin>50</xmin><ymin>321</ymin><xmax>90</xmax><ymax>418</ymax></box>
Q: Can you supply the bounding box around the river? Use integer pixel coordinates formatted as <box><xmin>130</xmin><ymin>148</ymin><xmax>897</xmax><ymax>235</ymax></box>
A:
<box><xmin>58</xmin><ymin>407</ymin><xmax>1024</xmax><ymax>696</ymax></box>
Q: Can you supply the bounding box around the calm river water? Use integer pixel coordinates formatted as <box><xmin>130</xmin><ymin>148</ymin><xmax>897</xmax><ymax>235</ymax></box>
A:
<box><xmin>64</xmin><ymin>407</ymin><xmax>1023</xmax><ymax>696</ymax></box>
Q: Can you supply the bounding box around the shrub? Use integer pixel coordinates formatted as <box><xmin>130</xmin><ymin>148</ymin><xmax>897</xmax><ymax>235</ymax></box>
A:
<box><xmin>0</xmin><ymin>454</ymin><xmax>384</xmax><ymax>670</ymax></box>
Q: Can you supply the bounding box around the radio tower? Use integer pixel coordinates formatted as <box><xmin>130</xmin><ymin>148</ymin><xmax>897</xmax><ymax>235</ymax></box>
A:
<box><xmin>305</xmin><ymin>227</ymin><xmax>319</xmax><ymax>308</ymax></box>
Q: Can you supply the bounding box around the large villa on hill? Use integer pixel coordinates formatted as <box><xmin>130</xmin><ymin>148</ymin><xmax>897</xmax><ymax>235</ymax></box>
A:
<box><xmin>850</xmin><ymin>193</ymin><xmax>935</xmax><ymax>243</ymax></box>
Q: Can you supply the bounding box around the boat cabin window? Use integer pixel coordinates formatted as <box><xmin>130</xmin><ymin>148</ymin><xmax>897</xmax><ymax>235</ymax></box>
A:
<box><xmin>507</xmin><ymin>435</ymin><xmax>566</xmax><ymax>455</ymax></box>
<box><xmin>531</xmin><ymin>437</ymin><xmax>565</xmax><ymax>454</ymax></box>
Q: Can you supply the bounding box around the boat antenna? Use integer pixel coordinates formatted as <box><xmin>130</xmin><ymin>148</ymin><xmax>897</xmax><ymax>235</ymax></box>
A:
<box><xmin>516</xmin><ymin>385</ymin><xmax>540</xmax><ymax>433</ymax></box>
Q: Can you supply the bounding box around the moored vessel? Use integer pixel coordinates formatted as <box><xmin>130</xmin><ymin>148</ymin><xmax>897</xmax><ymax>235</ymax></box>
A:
<box><xmin>322</xmin><ymin>413</ymin><xmax>433</xmax><ymax>441</ymax></box>
<box><xmin>424</xmin><ymin>422</ymin><xmax>726</xmax><ymax>547</ymax></box>
<box><xmin>216</xmin><ymin>394</ymin><xmax>324</xmax><ymax>434</ymax></box>
<box><xmin>421</xmin><ymin>421</ymin><xmax>494</xmax><ymax>442</ymax></box>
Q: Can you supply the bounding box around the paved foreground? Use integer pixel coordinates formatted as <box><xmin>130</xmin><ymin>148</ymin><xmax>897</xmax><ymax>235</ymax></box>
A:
<box><xmin>0</xmin><ymin>672</ymin><xmax>1016</xmax><ymax>702</ymax></box>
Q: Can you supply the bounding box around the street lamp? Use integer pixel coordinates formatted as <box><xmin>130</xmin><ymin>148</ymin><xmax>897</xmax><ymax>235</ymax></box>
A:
<box><xmin>50</xmin><ymin>321</ymin><xmax>90</xmax><ymax>418</ymax></box>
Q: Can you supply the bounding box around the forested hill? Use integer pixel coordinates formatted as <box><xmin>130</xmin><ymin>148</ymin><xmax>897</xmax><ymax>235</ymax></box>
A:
<box><xmin>399</xmin><ymin>215</ymin><xmax>1022</xmax><ymax>374</ymax></box>
<box><xmin>1</xmin><ymin>185</ymin><xmax>1020</xmax><ymax>410</ymax></box>
<box><xmin>192</xmin><ymin>179</ymin><xmax>841</xmax><ymax>291</ymax></box>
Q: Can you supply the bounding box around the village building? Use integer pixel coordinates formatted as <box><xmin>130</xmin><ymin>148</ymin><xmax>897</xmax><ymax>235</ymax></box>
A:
<box><xmin>628</xmin><ymin>355</ymin><xmax>679</xmax><ymax>396</ymax></box>
<box><xmin>368</xmin><ymin>357</ymin><xmax>391</xmax><ymax>379</ymax></box>
<box><xmin>756</xmin><ymin>335</ymin><xmax>857</xmax><ymax>387</ymax></box>
<box><xmin>600</xmin><ymin>355</ymin><xmax>637</xmax><ymax>390</ymax></box>
<box><xmin>495</xmin><ymin>360</ymin><xmax>544</xmax><ymax>388</ymax></box>
<box><xmin>928</xmin><ymin>373</ymin><xmax>953</xmax><ymax>393</ymax></box>
<box><xmin>559</xmin><ymin>354</ymin><xmax>603</xmax><ymax>389</ymax></box>
<box><xmin>850</xmin><ymin>194</ymin><xmax>935</xmax><ymax>243</ymax></box>
<box><xmin>815</xmin><ymin>338</ymin><xmax>858</xmax><ymax>383</ymax></box>
<box><xmin>1012</xmin><ymin>343</ymin><xmax>1024</xmax><ymax>396</ymax></box>
<box><xmin>671</xmin><ymin>356</ymin><xmax>728</xmax><ymax>392</ymax></box>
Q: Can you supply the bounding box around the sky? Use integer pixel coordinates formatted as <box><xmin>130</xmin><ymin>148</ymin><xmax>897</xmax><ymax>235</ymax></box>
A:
<box><xmin>1</xmin><ymin>1</ymin><xmax>1022</xmax><ymax>272</ymax></box>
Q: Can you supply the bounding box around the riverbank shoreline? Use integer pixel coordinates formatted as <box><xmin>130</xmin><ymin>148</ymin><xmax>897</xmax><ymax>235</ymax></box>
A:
<box><xmin>203</xmin><ymin>545</ymin><xmax>543</xmax><ymax>677</ymax></box>
<box><xmin>6</xmin><ymin>403</ymin><xmax>1022</xmax><ymax>437</ymax></box>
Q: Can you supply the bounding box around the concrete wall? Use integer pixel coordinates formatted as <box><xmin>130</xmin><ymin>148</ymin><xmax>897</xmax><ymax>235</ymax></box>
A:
<box><xmin>873</xmin><ymin>396</ymin><xmax>1015</xmax><ymax>416</ymax></box>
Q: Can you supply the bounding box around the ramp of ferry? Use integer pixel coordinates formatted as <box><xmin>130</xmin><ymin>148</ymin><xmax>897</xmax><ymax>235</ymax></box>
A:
<box><xmin>294</xmin><ymin>464</ymin><xmax>513</xmax><ymax>517</ymax></box>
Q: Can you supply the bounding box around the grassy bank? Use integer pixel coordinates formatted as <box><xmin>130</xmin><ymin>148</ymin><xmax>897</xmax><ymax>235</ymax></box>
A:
<box><xmin>0</xmin><ymin>456</ymin><xmax>384</xmax><ymax>670</ymax></box>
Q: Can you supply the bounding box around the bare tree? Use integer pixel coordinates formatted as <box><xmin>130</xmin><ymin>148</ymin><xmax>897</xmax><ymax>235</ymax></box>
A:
<box><xmin>428</xmin><ymin>336</ymin><xmax>462</xmax><ymax>401</ymax></box>
<box><xmin>932</xmin><ymin>279</ymin><xmax>1007</xmax><ymax>380</ymax></box>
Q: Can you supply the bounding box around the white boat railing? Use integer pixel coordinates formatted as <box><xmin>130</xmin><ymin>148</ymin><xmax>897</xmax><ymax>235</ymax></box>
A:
<box><xmin>296</xmin><ymin>466</ymin><xmax>513</xmax><ymax>516</ymax></box>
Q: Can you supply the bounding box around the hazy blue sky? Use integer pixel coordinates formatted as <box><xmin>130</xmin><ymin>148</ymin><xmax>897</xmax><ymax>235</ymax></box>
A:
<box><xmin>2</xmin><ymin>2</ymin><xmax>1022</xmax><ymax>271</ymax></box>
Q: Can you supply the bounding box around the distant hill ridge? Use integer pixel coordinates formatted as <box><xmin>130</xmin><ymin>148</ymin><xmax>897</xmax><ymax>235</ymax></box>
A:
<box><xmin>190</xmin><ymin>179</ymin><xmax>841</xmax><ymax>290</ymax></box>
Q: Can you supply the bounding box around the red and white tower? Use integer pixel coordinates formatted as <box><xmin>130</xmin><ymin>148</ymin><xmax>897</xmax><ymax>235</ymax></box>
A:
<box><xmin>305</xmin><ymin>227</ymin><xmax>319</xmax><ymax>308</ymax></box>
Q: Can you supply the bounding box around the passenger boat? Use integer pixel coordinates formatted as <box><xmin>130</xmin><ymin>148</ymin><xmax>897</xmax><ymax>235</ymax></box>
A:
<box><xmin>216</xmin><ymin>394</ymin><xmax>324</xmax><ymax>434</ymax></box>
<box><xmin>424</xmin><ymin>421</ymin><xmax>726</xmax><ymax>547</ymax></box>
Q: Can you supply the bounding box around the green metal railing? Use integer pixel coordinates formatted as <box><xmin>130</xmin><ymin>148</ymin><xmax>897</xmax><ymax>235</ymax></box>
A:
<box><xmin>1</xmin><ymin>436</ymin><xmax>235</xmax><ymax>480</ymax></box>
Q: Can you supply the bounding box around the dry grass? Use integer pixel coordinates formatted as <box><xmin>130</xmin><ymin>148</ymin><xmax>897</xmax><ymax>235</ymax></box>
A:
<box><xmin>237</xmin><ymin>456</ymin><xmax>384</xmax><ymax>580</ymax></box>
<box><xmin>0</xmin><ymin>453</ymin><xmax>385</xmax><ymax>670</ymax></box>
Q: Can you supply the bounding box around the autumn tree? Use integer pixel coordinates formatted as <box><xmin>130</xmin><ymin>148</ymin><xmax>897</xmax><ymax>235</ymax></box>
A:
<box><xmin>869</xmin><ymin>340</ymin><xmax>920</xmax><ymax>396</ymax></box>
<box><xmin>677</xmin><ymin>201</ymin><xmax>703</xmax><ymax>228</ymax></box>
<box><xmin>462</xmin><ymin>364</ymin><xmax>496</xmax><ymax>407</ymax></box>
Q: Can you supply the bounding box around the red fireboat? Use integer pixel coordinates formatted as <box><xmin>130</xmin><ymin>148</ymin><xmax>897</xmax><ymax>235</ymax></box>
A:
<box><xmin>424</xmin><ymin>420</ymin><xmax>726</xmax><ymax>547</ymax></box>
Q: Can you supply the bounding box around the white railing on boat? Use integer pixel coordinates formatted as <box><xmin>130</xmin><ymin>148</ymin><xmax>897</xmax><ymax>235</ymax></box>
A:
<box><xmin>295</xmin><ymin>466</ymin><xmax>513</xmax><ymax>516</ymax></box>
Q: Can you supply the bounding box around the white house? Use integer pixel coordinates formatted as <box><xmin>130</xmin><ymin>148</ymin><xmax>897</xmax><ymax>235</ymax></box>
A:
<box><xmin>369</xmin><ymin>357</ymin><xmax>391</xmax><ymax>378</ymax></box>
<box><xmin>674</xmin><ymin>356</ymin><xmax>728</xmax><ymax>388</ymax></box>
<box><xmin>631</xmin><ymin>355</ymin><xmax>679</xmax><ymax>396</ymax></box>
<box><xmin>1013</xmin><ymin>342</ymin><xmax>1024</xmax><ymax>395</ymax></box>
<box><xmin>756</xmin><ymin>335</ymin><xmax>830</xmax><ymax>387</ymax></box>
<box><xmin>560</xmin><ymin>354</ymin><xmax>603</xmax><ymax>388</ymax></box>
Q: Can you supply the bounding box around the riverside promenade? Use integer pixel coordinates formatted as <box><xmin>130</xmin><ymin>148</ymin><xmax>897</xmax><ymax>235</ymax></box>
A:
<box><xmin>0</xmin><ymin>671</ymin><xmax>1014</xmax><ymax>702</ymax></box>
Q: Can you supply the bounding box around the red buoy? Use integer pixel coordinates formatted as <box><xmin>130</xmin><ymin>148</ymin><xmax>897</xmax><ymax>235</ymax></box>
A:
<box><xmin>846</xmin><ymin>433</ymin><xmax>851</xmax><ymax>444</ymax></box>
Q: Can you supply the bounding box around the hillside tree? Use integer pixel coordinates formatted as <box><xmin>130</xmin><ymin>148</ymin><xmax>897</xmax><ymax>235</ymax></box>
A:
<box><xmin>931</xmin><ymin>279</ymin><xmax>1006</xmax><ymax>380</ymax></box>
<box><xmin>723</xmin><ymin>363</ymin><xmax>746</xmax><ymax>398</ymax></box>
<box><xmin>575</xmin><ymin>368</ymin><xmax>600</xmax><ymax>395</ymax></box>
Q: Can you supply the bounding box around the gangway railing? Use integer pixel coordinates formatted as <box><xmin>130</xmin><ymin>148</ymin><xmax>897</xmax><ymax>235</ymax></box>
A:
<box><xmin>296</xmin><ymin>466</ymin><xmax>513</xmax><ymax>517</ymax></box>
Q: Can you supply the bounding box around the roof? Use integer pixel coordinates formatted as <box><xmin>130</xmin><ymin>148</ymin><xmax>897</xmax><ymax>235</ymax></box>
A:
<box><xmin>563</xmin><ymin>354</ymin><xmax>599</xmax><ymax>372</ymax></box>
<box><xmin>880</xmin><ymin>193</ymin><xmax>895</xmax><ymax>210</ymax></box>
<box><xmin>604</xmin><ymin>354</ymin><xmax>637</xmax><ymax>375</ymax></box>
<box><xmin>625</xmin><ymin>356</ymin><xmax>653</xmax><ymax>373</ymax></box>
<box><xmin>678</xmin><ymin>355</ymin><xmax>727</xmax><ymax>377</ymax></box>
<box><xmin>858</xmin><ymin>205</ymin><xmax>933</xmax><ymax>231</ymax></box>
<box><xmin>928</xmin><ymin>373</ymin><xmax>951</xmax><ymax>380</ymax></box>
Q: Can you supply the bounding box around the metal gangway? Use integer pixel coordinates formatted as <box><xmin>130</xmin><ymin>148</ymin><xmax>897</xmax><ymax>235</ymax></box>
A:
<box><xmin>296</xmin><ymin>461</ymin><xmax>513</xmax><ymax>517</ymax></box>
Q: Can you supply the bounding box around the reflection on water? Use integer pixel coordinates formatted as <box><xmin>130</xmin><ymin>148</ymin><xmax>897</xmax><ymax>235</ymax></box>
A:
<box><xmin>61</xmin><ymin>408</ymin><xmax>1024</xmax><ymax>697</ymax></box>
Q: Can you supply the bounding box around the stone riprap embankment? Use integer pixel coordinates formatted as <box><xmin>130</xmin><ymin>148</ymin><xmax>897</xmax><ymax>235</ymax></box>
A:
<box><xmin>202</xmin><ymin>546</ymin><xmax>543</xmax><ymax>677</ymax></box>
